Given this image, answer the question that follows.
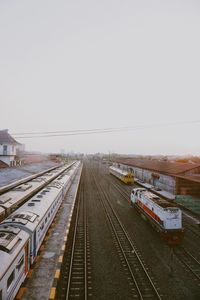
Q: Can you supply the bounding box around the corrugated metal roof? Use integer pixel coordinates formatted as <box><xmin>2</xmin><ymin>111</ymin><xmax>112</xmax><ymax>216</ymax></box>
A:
<box><xmin>176</xmin><ymin>175</ymin><xmax>200</xmax><ymax>184</ymax></box>
<box><xmin>0</xmin><ymin>129</ymin><xmax>20</xmax><ymax>144</ymax></box>
<box><xmin>114</xmin><ymin>158</ymin><xmax>200</xmax><ymax>175</ymax></box>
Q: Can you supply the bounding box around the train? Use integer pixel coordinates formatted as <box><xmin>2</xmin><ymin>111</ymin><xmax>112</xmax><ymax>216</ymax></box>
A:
<box><xmin>0</xmin><ymin>162</ymin><xmax>76</xmax><ymax>223</ymax></box>
<box><xmin>0</xmin><ymin>161</ymin><xmax>80</xmax><ymax>300</ymax></box>
<box><xmin>130</xmin><ymin>188</ymin><xmax>184</xmax><ymax>245</ymax></box>
<box><xmin>109</xmin><ymin>166</ymin><xmax>134</xmax><ymax>184</ymax></box>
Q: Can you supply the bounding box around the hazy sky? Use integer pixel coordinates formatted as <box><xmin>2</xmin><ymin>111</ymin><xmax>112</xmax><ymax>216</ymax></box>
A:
<box><xmin>0</xmin><ymin>0</ymin><xmax>200</xmax><ymax>155</ymax></box>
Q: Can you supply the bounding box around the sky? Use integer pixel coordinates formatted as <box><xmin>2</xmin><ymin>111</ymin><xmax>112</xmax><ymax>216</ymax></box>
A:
<box><xmin>0</xmin><ymin>0</ymin><xmax>200</xmax><ymax>155</ymax></box>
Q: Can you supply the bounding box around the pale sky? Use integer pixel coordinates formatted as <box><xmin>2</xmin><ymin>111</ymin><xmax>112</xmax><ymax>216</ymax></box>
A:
<box><xmin>0</xmin><ymin>0</ymin><xmax>200</xmax><ymax>155</ymax></box>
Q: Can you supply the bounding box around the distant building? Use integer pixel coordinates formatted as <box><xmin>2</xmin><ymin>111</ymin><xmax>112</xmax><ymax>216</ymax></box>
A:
<box><xmin>113</xmin><ymin>158</ymin><xmax>200</xmax><ymax>198</ymax></box>
<box><xmin>21</xmin><ymin>153</ymin><xmax>50</xmax><ymax>164</ymax></box>
<box><xmin>0</xmin><ymin>129</ymin><xmax>23</xmax><ymax>167</ymax></box>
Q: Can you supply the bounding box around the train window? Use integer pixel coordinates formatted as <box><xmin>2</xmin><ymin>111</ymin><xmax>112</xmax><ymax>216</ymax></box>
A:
<box><xmin>16</xmin><ymin>256</ymin><xmax>24</xmax><ymax>271</ymax></box>
<box><xmin>48</xmin><ymin>212</ymin><xmax>50</xmax><ymax>218</ymax></box>
<box><xmin>40</xmin><ymin>223</ymin><xmax>44</xmax><ymax>230</ymax></box>
<box><xmin>7</xmin><ymin>270</ymin><xmax>15</xmax><ymax>290</ymax></box>
<box><xmin>45</xmin><ymin>217</ymin><xmax>47</xmax><ymax>223</ymax></box>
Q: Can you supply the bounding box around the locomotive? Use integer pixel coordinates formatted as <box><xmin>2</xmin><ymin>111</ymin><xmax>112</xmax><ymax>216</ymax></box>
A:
<box><xmin>109</xmin><ymin>166</ymin><xmax>134</xmax><ymax>184</ymax></box>
<box><xmin>130</xmin><ymin>188</ymin><xmax>184</xmax><ymax>245</ymax></box>
<box><xmin>0</xmin><ymin>161</ymin><xmax>81</xmax><ymax>300</ymax></box>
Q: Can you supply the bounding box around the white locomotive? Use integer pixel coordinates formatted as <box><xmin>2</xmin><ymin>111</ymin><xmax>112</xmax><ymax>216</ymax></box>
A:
<box><xmin>130</xmin><ymin>188</ymin><xmax>184</xmax><ymax>245</ymax></box>
<box><xmin>0</xmin><ymin>161</ymin><xmax>81</xmax><ymax>300</ymax></box>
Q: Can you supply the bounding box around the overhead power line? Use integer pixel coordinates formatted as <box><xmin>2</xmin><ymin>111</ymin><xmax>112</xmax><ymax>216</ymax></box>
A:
<box><xmin>11</xmin><ymin>119</ymin><xmax>200</xmax><ymax>139</ymax></box>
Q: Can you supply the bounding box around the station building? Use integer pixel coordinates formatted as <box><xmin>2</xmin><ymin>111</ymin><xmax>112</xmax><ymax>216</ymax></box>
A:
<box><xmin>113</xmin><ymin>158</ymin><xmax>200</xmax><ymax>198</ymax></box>
<box><xmin>0</xmin><ymin>129</ymin><xmax>23</xmax><ymax>167</ymax></box>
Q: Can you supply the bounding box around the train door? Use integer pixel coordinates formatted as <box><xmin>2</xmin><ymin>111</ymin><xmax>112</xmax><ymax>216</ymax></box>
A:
<box><xmin>24</xmin><ymin>242</ymin><xmax>29</xmax><ymax>274</ymax></box>
<box><xmin>33</xmin><ymin>230</ymin><xmax>37</xmax><ymax>261</ymax></box>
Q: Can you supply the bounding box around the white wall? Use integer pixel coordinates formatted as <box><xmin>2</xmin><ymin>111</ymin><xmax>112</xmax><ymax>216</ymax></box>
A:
<box><xmin>0</xmin><ymin>143</ymin><xmax>16</xmax><ymax>156</ymax></box>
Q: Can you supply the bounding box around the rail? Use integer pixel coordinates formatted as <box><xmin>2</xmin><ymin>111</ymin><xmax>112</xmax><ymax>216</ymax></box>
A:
<box><xmin>92</xmin><ymin>171</ymin><xmax>162</xmax><ymax>300</ymax></box>
<box><xmin>57</xmin><ymin>178</ymin><xmax>91</xmax><ymax>299</ymax></box>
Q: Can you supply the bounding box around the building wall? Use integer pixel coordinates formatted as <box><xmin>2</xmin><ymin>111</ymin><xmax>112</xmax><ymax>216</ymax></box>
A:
<box><xmin>0</xmin><ymin>155</ymin><xmax>15</xmax><ymax>166</ymax></box>
<box><xmin>176</xmin><ymin>178</ymin><xmax>200</xmax><ymax>196</ymax></box>
<box><xmin>114</xmin><ymin>163</ymin><xmax>176</xmax><ymax>194</ymax></box>
<box><xmin>0</xmin><ymin>143</ymin><xmax>16</xmax><ymax>156</ymax></box>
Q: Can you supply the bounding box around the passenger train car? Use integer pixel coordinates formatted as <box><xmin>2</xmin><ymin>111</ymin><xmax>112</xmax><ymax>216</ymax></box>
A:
<box><xmin>0</xmin><ymin>161</ymin><xmax>80</xmax><ymax>300</ymax></box>
<box><xmin>0</xmin><ymin>162</ymin><xmax>75</xmax><ymax>222</ymax></box>
<box><xmin>130</xmin><ymin>188</ymin><xmax>184</xmax><ymax>245</ymax></box>
<box><xmin>109</xmin><ymin>166</ymin><xmax>134</xmax><ymax>184</ymax></box>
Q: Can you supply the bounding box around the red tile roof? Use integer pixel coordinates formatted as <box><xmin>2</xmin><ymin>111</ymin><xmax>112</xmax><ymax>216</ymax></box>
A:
<box><xmin>114</xmin><ymin>158</ymin><xmax>200</xmax><ymax>175</ymax></box>
<box><xmin>176</xmin><ymin>174</ymin><xmax>200</xmax><ymax>184</ymax></box>
<box><xmin>0</xmin><ymin>160</ymin><xmax>8</xmax><ymax>168</ymax></box>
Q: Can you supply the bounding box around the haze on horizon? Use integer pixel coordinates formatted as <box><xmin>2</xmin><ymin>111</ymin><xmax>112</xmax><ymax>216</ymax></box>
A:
<box><xmin>0</xmin><ymin>0</ymin><xmax>200</xmax><ymax>156</ymax></box>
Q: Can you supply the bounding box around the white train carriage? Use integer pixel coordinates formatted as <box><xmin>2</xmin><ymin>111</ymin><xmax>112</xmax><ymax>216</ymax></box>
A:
<box><xmin>0</xmin><ymin>161</ymin><xmax>80</xmax><ymax>300</ymax></box>
<box><xmin>131</xmin><ymin>188</ymin><xmax>184</xmax><ymax>245</ymax></box>
<box><xmin>3</xmin><ymin>183</ymin><xmax>64</xmax><ymax>263</ymax></box>
<box><xmin>2</xmin><ymin>161</ymin><xmax>80</xmax><ymax>263</ymax></box>
<box><xmin>0</xmin><ymin>162</ymin><xmax>75</xmax><ymax>220</ymax></box>
<box><xmin>0</xmin><ymin>226</ymin><xmax>30</xmax><ymax>300</ymax></box>
<box><xmin>109</xmin><ymin>166</ymin><xmax>134</xmax><ymax>184</ymax></box>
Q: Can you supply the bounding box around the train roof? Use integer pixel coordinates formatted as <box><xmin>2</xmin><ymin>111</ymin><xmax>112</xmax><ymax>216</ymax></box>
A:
<box><xmin>0</xmin><ymin>164</ymin><xmax>71</xmax><ymax>210</ymax></box>
<box><xmin>109</xmin><ymin>166</ymin><xmax>132</xmax><ymax>176</ymax></box>
<box><xmin>2</xmin><ymin>163</ymin><xmax>79</xmax><ymax>233</ymax></box>
<box><xmin>133</xmin><ymin>188</ymin><xmax>176</xmax><ymax>209</ymax></box>
<box><xmin>3</xmin><ymin>179</ymin><xmax>67</xmax><ymax>232</ymax></box>
<box><xmin>0</xmin><ymin>180</ymin><xmax>45</xmax><ymax>210</ymax></box>
<box><xmin>0</xmin><ymin>225</ymin><xmax>29</xmax><ymax>280</ymax></box>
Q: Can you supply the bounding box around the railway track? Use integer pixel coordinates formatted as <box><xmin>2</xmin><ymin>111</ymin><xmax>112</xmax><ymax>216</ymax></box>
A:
<box><xmin>57</xmin><ymin>177</ymin><xmax>92</xmax><ymax>300</ymax></box>
<box><xmin>111</xmin><ymin>177</ymin><xmax>200</xmax><ymax>287</ymax></box>
<box><xmin>110</xmin><ymin>180</ymin><xmax>130</xmax><ymax>200</ymax></box>
<box><xmin>174</xmin><ymin>247</ymin><xmax>200</xmax><ymax>283</ymax></box>
<box><xmin>183</xmin><ymin>221</ymin><xmax>200</xmax><ymax>240</ymax></box>
<box><xmin>92</xmin><ymin>171</ymin><xmax>162</xmax><ymax>300</ymax></box>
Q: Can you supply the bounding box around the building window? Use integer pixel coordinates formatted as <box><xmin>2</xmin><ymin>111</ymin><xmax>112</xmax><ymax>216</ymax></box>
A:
<box><xmin>7</xmin><ymin>270</ymin><xmax>15</xmax><ymax>290</ymax></box>
<box><xmin>3</xmin><ymin>145</ymin><xmax>7</xmax><ymax>155</ymax></box>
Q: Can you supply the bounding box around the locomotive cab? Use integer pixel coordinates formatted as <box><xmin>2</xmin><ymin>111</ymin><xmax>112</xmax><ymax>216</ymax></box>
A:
<box><xmin>131</xmin><ymin>188</ymin><xmax>146</xmax><ymax>204</ymax></box>
<box><xmin>163</xmin><ymin>207</ymin><xmax>182</xmax><ymax>230</ymax></box>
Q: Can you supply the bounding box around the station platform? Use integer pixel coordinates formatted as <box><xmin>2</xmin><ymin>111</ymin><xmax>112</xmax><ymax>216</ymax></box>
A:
<box><xmin>15</xmin><ymin>163</ymin><xmax>82</xmax><ymax>300</ymax></box>
<box><xmin>0</xmin><ymin>161</ymin><xmax>60</xmax><ymax>192</ymax></box>
<box><xmin>135</xmin><ymin>178</ymin><xmax>175</xmax><ymax>200</ymax></box>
